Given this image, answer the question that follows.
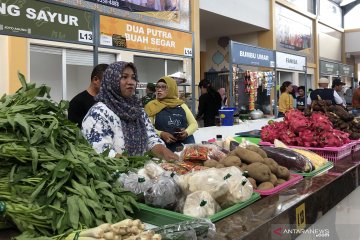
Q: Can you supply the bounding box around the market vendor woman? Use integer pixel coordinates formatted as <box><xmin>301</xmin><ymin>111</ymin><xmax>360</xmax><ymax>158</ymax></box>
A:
<box><xmin>82</xmin><ymin>61</ymin><xmax>178</xmax><ymax>161</ymax></box>
<box><xmin>278</xmin><ymin>81</ymin><xmax>294</xmax><ymax>117</ymax></box>
<box><xmin>145</xmin><ymin>76</ymin><xmax>198</xmax><ymax>152</ymax></box>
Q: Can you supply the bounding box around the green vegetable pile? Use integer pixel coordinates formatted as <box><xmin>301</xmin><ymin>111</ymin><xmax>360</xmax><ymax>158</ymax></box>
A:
<box><xmin>0</xmin><ymin>73</ymin><xmax>151</xmax><ymax>238</ymax></box>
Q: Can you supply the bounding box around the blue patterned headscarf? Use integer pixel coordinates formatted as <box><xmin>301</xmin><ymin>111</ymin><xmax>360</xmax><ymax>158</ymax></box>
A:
<box><xmin>95</xmin><ymin>61</ymin><xmax>148</xmax><ymax>156</ymax></box>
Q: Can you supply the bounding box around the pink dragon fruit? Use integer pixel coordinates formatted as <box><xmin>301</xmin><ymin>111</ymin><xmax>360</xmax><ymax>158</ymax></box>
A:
<box><xmin>261</xmin><ymin>121</ymin><xmax>288</xmax><ymax>143</ymax></box>
<box><xmin>309</xmin><ymin>113</ymin><xmax>333</xmax><ymax>132</ymax></box>
<box><xmin>297</xmin><ymin>129</ymin><xmax>318</xmax><ymax>147</ymax></box>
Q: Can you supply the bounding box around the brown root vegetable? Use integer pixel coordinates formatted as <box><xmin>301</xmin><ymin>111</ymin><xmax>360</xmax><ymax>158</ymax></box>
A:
<box><xmin>221</xmin><ymin>156</ymin><xmax>241</xmax><ymax>167</ymax></box>
<box><xmin>204</xmin><ymin>159</ymin><xmax>219</xmax><ymax>168</ymax></box>
<box><xmin>235</xmin><ymin>147</ymin><xmax>264</xmax><ymax>164</ymax></box>
<box><xmin>270</xmin><ymin>173</ymin><xmax>277</xmax><ymax>186</ymax></box>
<box><xmin>248</xmin><ymin>177</ymin><xmax>257</xmax><ymax>189</ymax></box>
<box><xmin>263</xmin><ymin>158</ymin><xmax>279</xmax><ymax>173</ymax></box>
<box><xmin>276</xmin><ymin>179</ymin><xmax>286</xmax><ymax>185</ymax></box>
<box><xmin>258</xmin><ymin>182</ymin><xmax>274</xmax><ymax>190</ymax></box>
<box><xmin>247</xmin><ymin>162</ymin><xmax>271</xmax><ymax>182</ymax></box>
<box><xmin>246</xmin><ymin>145</ymin><xmax>267</xmax><ymax>159</ymax></box>
<box><xmin>228</xmin><ymin>150</ymin><xmax>237</xmax><ymax>156</ymax></box>
<box><xmin>276</xmin><ymin>166</ymin><xmax>290</xmax><ymax>180</ymax></box>
<box><xmin>216</xmin><ymin>163</ymin><xmax>225</xmax><ymax>168</ymax></box>
<box><xmin>240</xmin><ymin>163</ymin><xmax>248</xmax><ymax>172</ymax></box>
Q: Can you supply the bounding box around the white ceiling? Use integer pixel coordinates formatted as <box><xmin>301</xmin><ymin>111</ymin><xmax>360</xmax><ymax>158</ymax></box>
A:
<box><xmin>200</xmin><ymin>9</ymin><xmax>267</xmax><ymax>40</ymax></box>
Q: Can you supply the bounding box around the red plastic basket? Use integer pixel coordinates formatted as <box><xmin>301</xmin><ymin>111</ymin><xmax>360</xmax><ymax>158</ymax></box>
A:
<box><xmin>259</xmin><ymin>141</ymin><xmax>356</xmax><ymax>163</ymax></box>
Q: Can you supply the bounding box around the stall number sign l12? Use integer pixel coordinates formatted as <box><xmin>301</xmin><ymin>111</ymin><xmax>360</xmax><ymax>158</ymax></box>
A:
<box><xmin>0</xmin><ymin>0</ymin><xmax>93</xmax><ymax>44</ymax></box>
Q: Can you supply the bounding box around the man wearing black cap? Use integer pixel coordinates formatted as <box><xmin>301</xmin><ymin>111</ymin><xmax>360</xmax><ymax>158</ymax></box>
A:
<box><xmin>332</xmin><ymin>78</ymin><xmax>346</xmax><ymax>107</ymax></box>
<box><xmin>141</xmin><ymin>83</ymin><xmax>156</xmax><ymax>106</ymax></box>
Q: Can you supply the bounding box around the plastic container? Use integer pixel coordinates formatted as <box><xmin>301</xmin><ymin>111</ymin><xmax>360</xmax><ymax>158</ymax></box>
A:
<box><xmin>259</xmin><ymin>141</ymin><xmax>356</xmax><ymax>162</ymax></box>
<box><xmin>351</xmin><ymin>139</ymin><xmax>360</xmax><ymax>153</ymax></box>
<box><xmin>132</xmin><ymin>192</ymin><xmax>260</xmax><ymax>226</ymax></box>
<box><xmin>219</xmin><ymin>108</ymin><xmax>235</xmax><ymax>126</ymax></box>
<box><xmin>234</xmin><ymin>136</ymin><xmax>261</xmax><ymax>145</ymax></box>
<box><xmin>255</xmin><ymin>173</ymin><xmax>303</xmax><ymax>196</ymax></box>
<box><xmin>293</xmin><ymin>162</ymin><xmax>333</xmax><ymax>177</ymax></box>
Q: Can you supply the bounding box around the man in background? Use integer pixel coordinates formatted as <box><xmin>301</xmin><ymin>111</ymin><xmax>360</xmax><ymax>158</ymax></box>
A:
<box><xmin>141</xmin><ymin>83</ymin><xmax>156</xmax><ymax>106</ymax></box>
<box><xmin>332</xmin><ymin>78</ymin><xmax>346</xmax><ymax>107</ymax></box>
<box><xmin>296</xmin><ymin>86</ymin><xmax>306</xmax><ymax>111</ymax></box>
<box><xmin>68</xmin><ymin>64</ymin><xmax>109</xmax><ymax>127</ymax></box>
<box><xmin>309</xmin><ymin>77</ymin><xmax>344</xmax><ymax>106</ymax></box>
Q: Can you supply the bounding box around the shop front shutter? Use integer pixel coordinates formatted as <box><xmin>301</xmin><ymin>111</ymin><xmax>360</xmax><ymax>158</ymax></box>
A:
<box><xmin>99</xmin><ymin>53</ymin><xmax>116</xmax><ymax>64</ymax></box>
<box><xmin>66</xmin><ymin>49</ymin><xmax>116</xmax><ymax>66</ymax></box>
<box><xmin>30</xmin><ymin>45</ymin><xmax>62</xmax><ymax>55</ymax></box>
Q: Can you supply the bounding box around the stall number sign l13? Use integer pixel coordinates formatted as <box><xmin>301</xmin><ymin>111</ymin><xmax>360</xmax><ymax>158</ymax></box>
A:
<box><xmin>0</xmin><ymin>0</ymin><xmax>93</xmax><ymax>44</ymax></box>
<box><xmin>296</xmin><ymin>203</ymin><xmax>306</xmax><ymax>229</ymax></box>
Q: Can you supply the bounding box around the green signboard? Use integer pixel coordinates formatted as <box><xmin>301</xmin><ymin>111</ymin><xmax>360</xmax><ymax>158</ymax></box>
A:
<box><xmin>0</xmin><ymin>0</ymin><xmax>93</xmax><ymax>44</ymax></box>
<box><xmin>339</xmin><ymin>64</ymin><xmax>354</xmax><ymax>77</ymax></box>
<box><xmin>320</xmin><ymin>60</ymin><xmax>339</xmax><ymax>76</ymax></box>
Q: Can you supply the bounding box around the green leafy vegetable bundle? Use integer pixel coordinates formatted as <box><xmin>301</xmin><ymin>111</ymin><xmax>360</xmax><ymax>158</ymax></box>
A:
<box><xmin>0</xmin><ymin>73</ymin><xmax>151</xmax><ymax>238</ymax></box>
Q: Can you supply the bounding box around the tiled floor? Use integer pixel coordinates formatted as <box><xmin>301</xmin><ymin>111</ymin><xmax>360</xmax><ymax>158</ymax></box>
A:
<box><xmin>297</xmin><ymin>186</ymin><xmax>360</xmax><ymax>240</ymax></box>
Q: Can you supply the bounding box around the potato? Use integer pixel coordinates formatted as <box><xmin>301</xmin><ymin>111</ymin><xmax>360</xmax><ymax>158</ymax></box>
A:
<box><xmin>270</xmin><ymin>173</ymin><xmax>277</xmax><ymax>186</ymax></box>
<box><xmin>263</xmin><ymin>158</ymin><xmax>279</xmax><ymax>173</ymax></box>
<box><xmin>248</xmin><ymin>177</ymin><xmax>257</xmax><ymax>189</ymax></box>
<box><xmin>276</xmin><ymin>166</ymin><xmax>290</xmax><ymax>180</ymax></box>
<box><xmin>247</xmin><ymin>162</ymin><xmax>271</xmax><ymax>182</ymax></box>
<box><xmin>258</xmin><ymin>182</ymin><xmax>274</xmax><ymax>190</ymax></box>
<box><xmin>246</xmin><ymin>145</ymin><xmax>267</xmax><ymax>158</ymax></box>
<box><xmin>216</xmin><ymin>163</ymin><xmax>225</xmax><ymax>168</ymax></box>
<box><xmin>276</xmin><ymin>179</ymin><xmax>286</xmax><ymax>185</ymax></box>
<box><xmin>240</xmin><ymin>164</ymin><xmax>248</xmax><ymax>172</ymax></box>
<box><xmin>228</xmin><ymin>150</ymin><xmax>237</xmax><ymax>156</ymax></box>
<box><xmin>221</xmin><ymin>156</ymin><xmax>241</xmax><ymax>167</ymax></box>
<box><xmin>235</xmin><ymin>147</ymin><xmax>264</xmax><ymax>164</ymax></box>
<box><xmin>204</xmin><ymin>159</ymin><xmax>218</xmax><ymax>168</ymax></box>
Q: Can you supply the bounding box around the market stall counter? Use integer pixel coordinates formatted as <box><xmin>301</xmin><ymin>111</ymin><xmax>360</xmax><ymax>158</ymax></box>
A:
<box><xmin>214</xmin><ymin>150</ymin><xmax>360</xmax><ymax>240</ymax></box>
<box><xmin>194</xmin><ymin>118</ymin><xmax>279</xmax><ymax>143</ymax></box>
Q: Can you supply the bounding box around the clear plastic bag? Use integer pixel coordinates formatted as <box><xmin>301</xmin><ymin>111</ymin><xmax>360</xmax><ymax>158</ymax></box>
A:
<box><xmin>153</xmin><ymin>219</ymin><xmax>216</xmax><ymax>240</ymax></box>
<box><xmin>144</xmin><ymin>161</ymin><xmax>165</xmax><ymax>179</ymax></box>
<box><xmin>186</xmin><ymin>168</ymin><xmax>229</xmax><ymax>199</ymax></box>
<box><xmin>118</xmin><ymin>172</ymin><xmax>152</xmax><ymax>195</ymax></box>
<box><xmin>216</xmin><ymin>167</ymin><xmax>253</xmax><ymax>208</ymax></box>
<box><xmin>180</xmin><ymin>144</ymin><xmax>227</xmax><ymax>162</ymax></box>
<box><xmin>183</xmin><ymin>191</ymin><xmax>221</xmax><ymax>218</ymax></box>
<box><xmin>144</xmin><ymin>172</ymin><xmax>183</xmax><ymax>210</ymax></box>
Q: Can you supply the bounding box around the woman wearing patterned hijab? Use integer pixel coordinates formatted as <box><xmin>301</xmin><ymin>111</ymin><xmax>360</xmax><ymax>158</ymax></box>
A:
<box><xmin>82</xmin><ymin>61</ymin><xmax>178</xmax><ymax>161</ymax></box>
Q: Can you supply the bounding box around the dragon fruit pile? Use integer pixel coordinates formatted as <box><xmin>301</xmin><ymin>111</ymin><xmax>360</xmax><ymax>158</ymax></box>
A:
<box><xmin>261</xmin><ymin>110</ymin><xmax>351</xmax><ymax>147</ymax></box>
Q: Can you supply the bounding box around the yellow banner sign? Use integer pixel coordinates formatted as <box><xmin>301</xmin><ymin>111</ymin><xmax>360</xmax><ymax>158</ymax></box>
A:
<box><xmin>100</xmin><ymin>15</ymin><xmax>192</xmax><ymax>57</ymax></box>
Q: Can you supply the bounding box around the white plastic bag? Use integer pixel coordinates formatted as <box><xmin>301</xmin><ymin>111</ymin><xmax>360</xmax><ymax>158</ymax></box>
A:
<box><xmin>183</xmin><ymin>191</ymin><xmax>221</xmax><ymax>218</ymax></box>
<box><xmin>217</xmin><ymin>167</ymin><xmax>253</xmax><ymax>207</ymax></box>
<box><xmin>187</xmin><ymin>168</ymin><xmax>228</xmax><ymax>199</ymax></box>
<box><xmin>144</xmin><ymin>161</ymin><xmax>165</xmax><ymax>179</ymax></box>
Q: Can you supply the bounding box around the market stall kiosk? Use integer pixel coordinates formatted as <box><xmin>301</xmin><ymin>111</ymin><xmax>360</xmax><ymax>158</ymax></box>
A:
<box><xmin>0</xmin><ymin>0</ymin><xmax>196</xmax><ymax>111</ymax></box>
<box><xmin>228</xmin><ymin>41</ymin><xmax>276</xmax><ymax>116</ymax></box>
<box><xmin>320</xmin><ymin>59</ymin><xmax>354</xmax><ymax>87</ymax></box>
<box><xmin>275</xmin><ymin>51</ymin><xmax>308</xmax><ymax>110</ymax></box>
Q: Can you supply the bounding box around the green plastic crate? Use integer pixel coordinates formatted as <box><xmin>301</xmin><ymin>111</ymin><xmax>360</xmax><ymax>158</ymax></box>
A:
<box><xmin>293</xmin><ymin>161</ymin><xmax>333</xmax><ymax>177</ymax></box>
<box><xmin>132</xmin><ymin>192</ymin><xmax>260</xmax><ymax>226</ymax></box>
<box><xmin>234</xmin><ymin>136</ymin><xmax>261</xmax><ymax>145</ymax></box>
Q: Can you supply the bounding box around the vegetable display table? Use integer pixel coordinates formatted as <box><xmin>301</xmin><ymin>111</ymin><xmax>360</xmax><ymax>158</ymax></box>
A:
<box><xmin>214</xmin><ymin>150</ymin><xmax>360</xmax><ymax>239</ymax></box>
<box><xmin>1</xmin><ymin>151</ymin><xmax>359</xmax><ymax>240</ymax></box>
